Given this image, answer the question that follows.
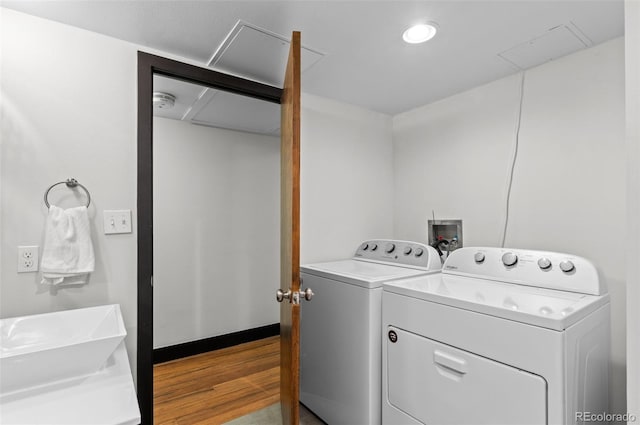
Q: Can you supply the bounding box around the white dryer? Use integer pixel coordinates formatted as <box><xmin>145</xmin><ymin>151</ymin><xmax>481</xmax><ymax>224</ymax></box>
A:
<box><xmin>300</xmin><ymin>240</ymin><xmax>442</xmax><ymax>425</ymax></box>
<box><xmin>382</xmin><ymin>247</ymin><xmax>610</xmax><ymax>425</ymax></box>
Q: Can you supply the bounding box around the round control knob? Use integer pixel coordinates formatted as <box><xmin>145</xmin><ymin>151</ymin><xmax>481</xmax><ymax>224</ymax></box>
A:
<box><xmin>403</xmin><ymin>246</ymin><xmax>412</xmax><ymax>255</ymax></box>
<box><xmin>537</xmin><ymin>257</ymin><xmax>552</xmax><ymax>270</ymax></box>
<box><xmin>414</xmin><ymin>248</ymin><xmax>424</xmax><ymax>257</ymax></box>
<box><xmin>361</xmin><ymin>243</ymin><xmax>369</xmax><ymax>251</ymax></box>
<box><xmin>502</xmin><ymin>252</ymin><xmax>518</xmax><ymax>267</ymax></box>
<box><xmin>559</xmin><ymin>260</ymin><xmax>575</xmax><ymax>273</ymax></box>
<box><xmin>474</xmin><ymin>252</ymin><xmax>485</xmax><ymax>263</ymax></box>
<box><xmin>370</xmin><ymin>243</ymin><xmax>378</xmax><ymax>251</ymax></box>
<box><xmin>385</xmin><ymin>243</ymin><xmax>395</xmax><ymax>253</ymax></box>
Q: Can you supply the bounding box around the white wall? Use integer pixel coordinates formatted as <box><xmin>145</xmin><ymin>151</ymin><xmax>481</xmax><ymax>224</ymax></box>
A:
<box><xmin>300</xmin><ymin>94</ymin><xmax>394</xmax><ymax>264</ymax></box>
<box><xmin>626</xmin><ymin>0</ymin><xmax>640</xmax><ymax>418</ymax></box>
<box><xmin>0</xmin><ymin>8</ymin><xmax>395</xmax><ymax>379</ymax></box>
<box><xmin>1</xmin><ymin>8</ymin><xmax>139</xmax><ymax>372</ymax></box>
<box><xmin>152</xmin><ymin>117</ymin><xmax>280</xmax><ymax>348</ymax></box>
<box><xmin>393</xmin><ymin>38</ymin><xmax>627</xmax><ymax>413</ymax></box>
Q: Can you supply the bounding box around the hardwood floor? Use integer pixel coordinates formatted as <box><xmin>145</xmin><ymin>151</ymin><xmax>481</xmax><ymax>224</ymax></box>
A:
<box><xmin>154</xmin><ymin>336</ymin><xmax>280</xmax><ymax>424</ymax></box>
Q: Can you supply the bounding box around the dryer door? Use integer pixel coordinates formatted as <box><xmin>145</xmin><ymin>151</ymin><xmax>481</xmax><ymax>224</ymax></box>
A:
<box><xmin>386</xmin><ymin>327</ymin><xmax>547</xmax><ymax>425</ymax></box>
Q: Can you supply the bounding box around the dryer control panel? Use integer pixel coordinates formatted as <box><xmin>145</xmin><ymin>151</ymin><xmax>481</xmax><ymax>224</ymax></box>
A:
<box><xmin>443</xmin><ymin>247</ymin><xmax>605</xmax><ymax>295</ymax></box>
<box><xmin>354</xmin><ymin>240</ymin><xmax>442</xmax><ymax>271</ymax></box>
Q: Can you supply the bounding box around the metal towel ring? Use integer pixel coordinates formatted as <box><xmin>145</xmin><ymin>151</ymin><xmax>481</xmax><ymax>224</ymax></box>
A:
<box><xmin>44</xmin><ymin>178</ymin><xmax>91</xmax><ymax>208</ymax></box>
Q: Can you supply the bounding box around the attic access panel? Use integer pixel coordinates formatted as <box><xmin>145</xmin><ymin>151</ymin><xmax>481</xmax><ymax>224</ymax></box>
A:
<box><xmin>498</xmin><ymin>24</ymin><xmax>591</xmax><ymax>70</ymax></box>
<box><xmin>208</xmin><ymin>20</ymin><xmax>324</xmax><ymax>87</ymax></box>
<box><xmin>185</xmin><ymin>88</ymin><xmax>281</xmax><ymax>136</ymax></box>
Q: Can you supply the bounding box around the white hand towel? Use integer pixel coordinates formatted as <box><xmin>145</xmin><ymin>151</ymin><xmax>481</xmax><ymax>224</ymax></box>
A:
<box><xmin>41</xmin><ymin>205</ymin><xmax>95</xmax><ymax>285</ymax></box>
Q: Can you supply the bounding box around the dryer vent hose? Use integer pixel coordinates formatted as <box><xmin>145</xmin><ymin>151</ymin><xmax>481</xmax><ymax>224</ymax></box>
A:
<box><xmin>431</xmin><ymin>239</ymin><xmax>450</xmax><ymax>259</ymax></box>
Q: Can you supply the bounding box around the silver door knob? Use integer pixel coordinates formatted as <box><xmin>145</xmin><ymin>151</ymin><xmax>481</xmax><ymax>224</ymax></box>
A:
<box><xmin>276</xmin><ymin>289</ymin><xmax>291</xmax><ymax>303</ymax></box>
<box><xmin>301</xmin><ymin>288</ymin><xmax>314</xmax><ymax>301</ymax></box>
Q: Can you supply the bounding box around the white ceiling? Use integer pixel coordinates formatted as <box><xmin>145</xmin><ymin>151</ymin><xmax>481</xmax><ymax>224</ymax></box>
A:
<box><xmin>154</xmin><ymin>75</ymin><xmax>281</xmax><ymax>136</ymax></box>
<box><xmin>2</xmin><ymin>0</ymin><xmax>624</xmax><ymax>115</ymax></box>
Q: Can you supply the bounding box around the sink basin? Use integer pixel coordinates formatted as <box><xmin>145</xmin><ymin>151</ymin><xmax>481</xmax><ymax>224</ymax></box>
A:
<box><xmin>1</xmin><ymin>305</ymin><xmax>126</xmax><ymax>394</ymax></box>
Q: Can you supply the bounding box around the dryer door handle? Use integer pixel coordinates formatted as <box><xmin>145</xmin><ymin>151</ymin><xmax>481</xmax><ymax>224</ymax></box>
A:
<box><xmin>433</xmin><ymin>350</ymin><xmax>468</xmax><ymax>375</ymax></box>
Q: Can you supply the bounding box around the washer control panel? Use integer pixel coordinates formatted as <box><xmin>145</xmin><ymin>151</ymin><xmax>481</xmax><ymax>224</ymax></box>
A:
<box><xmin>354</xmin><ymin>240</ymin><xmax>441</xmax><ymax>270</ymax></box>
<box><xmin>443</xmin><ymin>247</ymin><xmax>605</xmax><ymax>295</ymax></box>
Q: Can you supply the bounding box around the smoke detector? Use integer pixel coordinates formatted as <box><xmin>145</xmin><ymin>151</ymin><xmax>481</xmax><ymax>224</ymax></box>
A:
<box><xmin>153</xmin><ymin>92</ymin><xmax>176</xmax><ymax>109</ymax></box>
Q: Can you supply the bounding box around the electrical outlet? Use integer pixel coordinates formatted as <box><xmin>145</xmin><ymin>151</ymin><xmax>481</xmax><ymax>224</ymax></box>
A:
<box><xmin>18</xmin><ymin>246</ymin><xmax>39</xmax><ymax>273</ymax></box>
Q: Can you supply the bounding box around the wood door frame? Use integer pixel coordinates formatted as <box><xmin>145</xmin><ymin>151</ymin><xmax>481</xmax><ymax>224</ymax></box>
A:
<box><xmin>137</xmin><ymin>51</ymin><xmax>282</xmax><ymax>425</ymax></box>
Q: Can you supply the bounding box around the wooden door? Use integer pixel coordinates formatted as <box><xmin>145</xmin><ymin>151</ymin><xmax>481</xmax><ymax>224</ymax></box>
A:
<box><xmin>279</xmin><ymin>31</ymin><xmax>301</xmax><ymax>425</ymax></box>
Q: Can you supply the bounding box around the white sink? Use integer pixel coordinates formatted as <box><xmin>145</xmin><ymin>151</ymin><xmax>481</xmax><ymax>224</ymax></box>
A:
<box><xmin>0</xmin><ymin>304</ymin><xmax>140</xmax><ymax>425</ymax></box>
<box><xmin>1</xmin><ymin>304</ymin><xmax>126</xmax><ymax>394</ymax></box>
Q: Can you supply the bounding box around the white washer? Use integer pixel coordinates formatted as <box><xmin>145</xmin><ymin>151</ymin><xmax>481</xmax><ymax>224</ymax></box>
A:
<box><xmin>382</xmin><ymin>247</ymin><xmax>610</xmax><ymax>425</ymax></box>
<box><xmin>300</xmin><ymin>240</ymin><xmax>442</xmax><ymax>425</ymax></box>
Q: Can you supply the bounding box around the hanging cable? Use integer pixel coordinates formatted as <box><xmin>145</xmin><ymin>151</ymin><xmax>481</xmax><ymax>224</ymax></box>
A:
<box><xmin>501</xmin><ymin>71</ymin><xmax>526</xmax><ymax>248</ymax></box>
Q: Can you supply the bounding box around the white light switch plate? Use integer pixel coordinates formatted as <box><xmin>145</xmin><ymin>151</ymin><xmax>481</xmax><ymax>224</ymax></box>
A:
<box><xmin>103</xmin><ymin>210</ymin><xmax>132</xmax><ymax>234</ymax></box>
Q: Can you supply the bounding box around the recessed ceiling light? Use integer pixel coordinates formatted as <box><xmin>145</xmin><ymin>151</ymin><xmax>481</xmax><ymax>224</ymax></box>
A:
<box><xmin>402</xmin><ymin>23</ymin><xmax>438</xmax><ymax>44</ymax></box>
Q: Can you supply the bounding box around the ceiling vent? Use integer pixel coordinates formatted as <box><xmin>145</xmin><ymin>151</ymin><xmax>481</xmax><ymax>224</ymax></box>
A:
<box><xmin>208</xmin><ymin>20</ymin><xmax>325</xmax><ymax>87</ymax></box>
<box><xmin>498</xmin><ymin>23</ymin><xmax>592</xmax><ymax>70</ymax></box>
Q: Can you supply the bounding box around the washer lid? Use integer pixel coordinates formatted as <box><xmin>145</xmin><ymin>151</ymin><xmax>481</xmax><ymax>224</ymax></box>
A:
<box><xmin>383</xmin><ymin>273</ymin><xmax>609</xmax><ymax>331</ymax></box>
<box><xmin>301</xmin><ymin>259</ymin><xmax>436</xmax><ymax>288</ymax></box>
